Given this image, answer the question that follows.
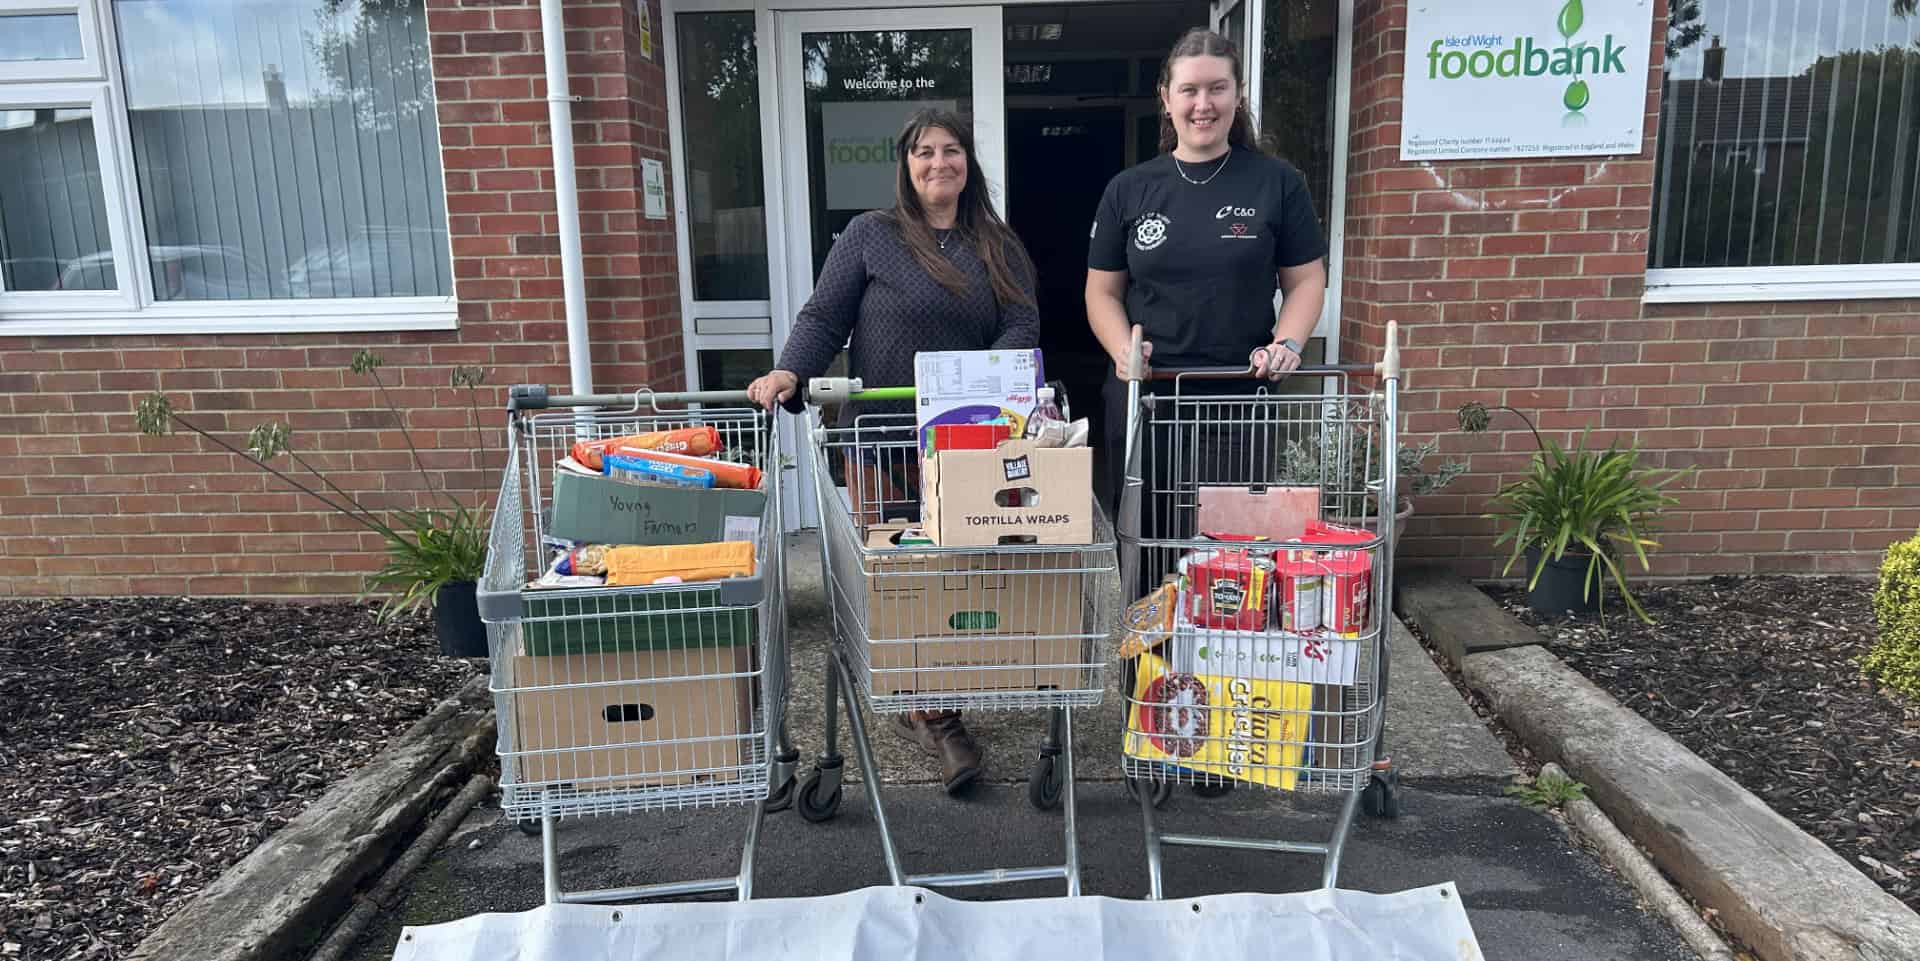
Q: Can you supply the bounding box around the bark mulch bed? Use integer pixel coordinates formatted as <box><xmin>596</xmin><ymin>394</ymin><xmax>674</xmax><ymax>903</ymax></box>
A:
<box><xmin>0</xmin><ymin>598</ymin><xmax>479</xmax><ymax>961</ymax></box>
<box><xmin>1485</xmin><ymin>575</ymin><xmax>1920</xmax><ymax>912</ymax></box>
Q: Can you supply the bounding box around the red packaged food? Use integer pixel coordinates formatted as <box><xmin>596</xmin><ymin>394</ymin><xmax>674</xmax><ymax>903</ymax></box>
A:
<box><xmin>1272</xmin><ymin>553</ymin><xmax>1325</xmax><ymax>633</ymax></box>
<box><xmin>1179</xmin><ymin>549</ymin><xmax>1272</xmax><ymax>632</ymax></box>
<box><xmin>1301</xmin><ymin>519</ymin><xmax>1374</xmax><ymax>546</ymax></box>
<box><xmin>1317</xmin><ymin>549</ymin><xmax>1373</xmax><ymax>637</ymax></box>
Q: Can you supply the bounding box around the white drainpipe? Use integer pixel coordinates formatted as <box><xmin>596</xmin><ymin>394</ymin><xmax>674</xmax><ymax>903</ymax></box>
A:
<box><xmin>540</xmin><ymin>0</ymin><xmax>593</xmax><ymax>397</ymax></box>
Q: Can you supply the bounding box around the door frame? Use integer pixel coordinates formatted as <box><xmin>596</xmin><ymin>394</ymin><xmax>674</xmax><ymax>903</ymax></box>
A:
<box><xmin>662</xmin><ymin>0</ymin><xmax>1355</xmax><ymax>526</ymax></box>
<box><xmin>764</xmin><ymin>5</ymin><xmax>1006</xmax><ymax>527</ymax></box>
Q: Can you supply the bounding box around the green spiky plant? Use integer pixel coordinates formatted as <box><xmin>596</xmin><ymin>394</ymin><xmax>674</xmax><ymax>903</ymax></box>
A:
<box><xmin>136</xmin><ymin>352</ymin><xmax>492</xmax><ymax>621</ymax></box>
<box><xmin>1458</xmin><ymin>402</ymin><xmax>1692</xmax><ymax>624</ymax></box>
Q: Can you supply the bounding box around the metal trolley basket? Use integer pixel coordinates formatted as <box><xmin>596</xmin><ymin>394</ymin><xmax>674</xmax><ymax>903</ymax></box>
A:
<box><xmin>1115</xmin><ymin>324</ymin><xmax>1405</xmax><ymax>898</ymax></box>
<box><xmin>477</xmin><ymin>386</ymin><xmax>790</xmax><ymax>905</ymax></box>
<box><xmin>792</xmin><ymin>382</ymin><xmax>1118</xmax><ymax>895</ymax></box>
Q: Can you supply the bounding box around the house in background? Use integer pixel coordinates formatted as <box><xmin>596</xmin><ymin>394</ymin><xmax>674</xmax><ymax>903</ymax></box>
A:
<box><xmin>1</xmin><ymin>0</ymin><xmax>1915</xmax><ymax>597</ymax></box>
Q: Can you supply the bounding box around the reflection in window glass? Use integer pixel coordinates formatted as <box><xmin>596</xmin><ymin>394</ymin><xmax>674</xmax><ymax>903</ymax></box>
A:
<box><xmin>698</xmin><ymin>348</ymin><xmax>775</xmax><ymax>391</ymax></box>
<box><xmin>113</xmin><ymin>0</ymin><xmax>451</xmax><ymax>301</ymax></box>
<box><xmin>0</xmin><ymin>108</ymin><xmax>115</xmax><ymax>292</ymax></box>
<box><xmin>802</xmin><ymin>29</ymin><xmax>973</xmax><ymax>279</ymax></box>
<box><xmin>678</xmin><ymin>12</ymin><xmax>769</xmax><ymax>301</ymax></box>
<box><xmin>1261</xmin><ymin>0</ymin><xmax>1336</xmax><ymax>251</ymax></box>
<box><xmin>0</xmin><ymin>14</ymin><xmax>84</xmax><ymax>62</ymax></box>
<box><xmin>1653</xmin><ymin>0</ymin><xmax>1920</xmax><ymax>268</ymax></box>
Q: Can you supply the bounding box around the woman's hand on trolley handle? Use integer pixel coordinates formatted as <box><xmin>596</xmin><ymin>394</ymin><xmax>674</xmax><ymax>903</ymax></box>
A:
<box><xmin>747</xmin><ymin>370</ymin><xmax>799</xmax><ymax>410</ymax></box>
<box><xmin>1250</xmin><ymin>338</ymin><xmax>1303</xmax><ymax>381</ymax></box>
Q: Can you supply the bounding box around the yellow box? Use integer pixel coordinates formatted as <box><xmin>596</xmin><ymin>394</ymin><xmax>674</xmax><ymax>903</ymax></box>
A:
<box><xmin>1124</xmin><ymin>651</ymin><xmax>1313</xmax><ymax>790</ymax></box>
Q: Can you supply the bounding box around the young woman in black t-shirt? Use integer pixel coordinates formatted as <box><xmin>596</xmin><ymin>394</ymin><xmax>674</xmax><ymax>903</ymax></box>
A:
<box><xmin>1084</xmin><ymin>27</ymin><xmax>1328</xmax><ymax>511</ymax></box>
<box><xmin>1085</xmin><ymin>27</ymin><xmax>1326</xmax><ymax>384</ymax></box>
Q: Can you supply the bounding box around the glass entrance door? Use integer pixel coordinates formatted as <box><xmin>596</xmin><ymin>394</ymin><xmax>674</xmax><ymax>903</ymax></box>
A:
<box><xmin>773</xmin><ymin>7</ymin><xmax>1005</xmax><ymax>527</ymax></box>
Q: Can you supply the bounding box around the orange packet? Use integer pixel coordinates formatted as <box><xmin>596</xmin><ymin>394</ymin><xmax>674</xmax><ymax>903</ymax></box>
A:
<box><xmin>571</xmin><ymin>426</ymin><xmax>722</xmax><ymax>471</ymax></box>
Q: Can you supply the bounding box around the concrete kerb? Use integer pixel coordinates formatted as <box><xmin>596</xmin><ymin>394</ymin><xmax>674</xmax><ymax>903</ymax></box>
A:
<box><xmin>126</xmin><ymin>673</ymin><xmax>496</xmax><ymax>961</ymax></box>
<box><xmin>1399</xmin><ymin>569</ymin><xmax>1920</xmax><ymax>961</ymax></box>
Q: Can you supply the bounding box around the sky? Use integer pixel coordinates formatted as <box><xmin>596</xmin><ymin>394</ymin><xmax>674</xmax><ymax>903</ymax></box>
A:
<box><xmin>1667</xmin><ymin>0</ymin><xmax>1920</xmax><ymax>79</ymax></box>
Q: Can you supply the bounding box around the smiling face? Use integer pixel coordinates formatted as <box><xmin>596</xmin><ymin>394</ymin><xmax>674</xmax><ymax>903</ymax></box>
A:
<box><xmin>1160</xmin><ymin>54</ymin><xmax>1239</xmax><ymax>157</ymax></box>
<box><xmin>907</xmin><ymin>124</ymin><xmax>969</xmax><ymax>210</ymax></box>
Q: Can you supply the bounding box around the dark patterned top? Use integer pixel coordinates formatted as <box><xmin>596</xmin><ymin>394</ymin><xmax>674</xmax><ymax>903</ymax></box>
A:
<box><xmin>776</xmin><ymin>211</ymin><xmax>1039</xmax><ymax>418</ymax></box>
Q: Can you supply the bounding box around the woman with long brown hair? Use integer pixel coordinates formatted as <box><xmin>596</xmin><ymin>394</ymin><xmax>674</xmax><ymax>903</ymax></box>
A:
<box><xmin>748</xmin><ymin>107</ymin><xmax>1038</xmax><ymax>796</ymax></box>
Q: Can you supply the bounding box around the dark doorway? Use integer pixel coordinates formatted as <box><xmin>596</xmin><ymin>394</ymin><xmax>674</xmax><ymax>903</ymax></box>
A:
<box><xmin>1008</xmin><ymin>105</ymin><xmax>1126</xmax><ymax>419</ymax></box>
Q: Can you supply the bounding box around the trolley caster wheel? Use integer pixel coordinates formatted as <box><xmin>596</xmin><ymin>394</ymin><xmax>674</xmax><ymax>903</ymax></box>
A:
<box><xmin>1362</xmin><ymin>770</ymin><xmax>1402</xmax><ymax>819</ymax></box>
<box><xmin>1027</xmin><ymin>753</ymin><xmax>1064</xmax><ymax>810</ymax></box>
<box><xmin>764</xmin><ymin>775</ymin><xmax>797</xmax><ymax>814</ymax></box>
<box><xmin>1124</xmin><ymin>776</ymin><xmax>1173</xmax><ymax>809</ymax></box>
<box><xmin>514</xmin><ymin>818</ymin><xmax>542</xmax><ymax>837</ymax></box>
<box><xmin>1191</xmin><ymin>780</ymin><xmax>1235</xmax><ymax>798</ymax></box>
<box><xmin>796</xmin><ymin>771</ymin><xmax>843</xmax><ymax>823</ymax></box>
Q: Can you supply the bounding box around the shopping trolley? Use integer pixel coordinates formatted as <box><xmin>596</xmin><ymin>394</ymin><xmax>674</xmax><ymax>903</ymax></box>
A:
<box><xmin>1116</xmin><ymin>323</ymin><xmax>1405</xmax><ymax>898</ymax></box>
<box><xmin>476</xmin><ymin>385</ymin><xmax>793</xmax><ymax>904</ymax></box>
<box><xmin>792</xmin><ymin>378</ymin><xmax>1119</xmax><ymax>895</ymax></box>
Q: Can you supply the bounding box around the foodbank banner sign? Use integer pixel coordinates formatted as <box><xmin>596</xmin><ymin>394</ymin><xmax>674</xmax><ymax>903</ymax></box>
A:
<box><xmin>1399</xmin><ymin>0</ymin><xmax>1653</xmax><ymax>161</ymax></box>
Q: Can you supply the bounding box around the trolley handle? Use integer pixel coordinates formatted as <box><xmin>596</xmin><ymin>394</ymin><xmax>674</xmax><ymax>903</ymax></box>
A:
<box><xmin>1127</xmin><ymin>321</ymin><xmax>1403</xmax><ymax>383</ymax></box>
<box><xmin>507</xmin><ymin>384</ymin><xmax>756</xmax><ymax>412</ymax></box>
<box><xmin>803</xmin><ymin>377</ymin><xmax>915</xmax><ymax>406</ymax></box>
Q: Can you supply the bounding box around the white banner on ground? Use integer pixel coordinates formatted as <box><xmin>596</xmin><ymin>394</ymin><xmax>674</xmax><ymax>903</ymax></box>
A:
<box><xmin>389</xmin><ymin>883</ymin><xmax>1482</xmax><ymax>961</ymax></box>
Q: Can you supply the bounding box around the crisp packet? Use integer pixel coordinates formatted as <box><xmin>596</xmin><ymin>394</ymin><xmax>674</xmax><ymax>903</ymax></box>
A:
<box><xmin>1124</xmin><ymin>651</ymin><xmax>1313</xmax><ymax>790</ymax></box>
<box><xmin>1116</xmin><ymin>582</ymin><xmax>1177</xmax><ymax>659</ymax></box>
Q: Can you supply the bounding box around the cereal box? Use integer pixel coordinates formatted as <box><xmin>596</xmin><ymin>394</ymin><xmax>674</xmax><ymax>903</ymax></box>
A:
<box><xmin>1124</xmin><ymin>651</ymin><xmax>1313</xmax><ymax>790</ymax></box>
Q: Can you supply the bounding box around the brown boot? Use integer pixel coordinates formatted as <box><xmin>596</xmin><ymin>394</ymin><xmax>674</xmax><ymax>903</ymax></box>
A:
<box><xmin>888</xmin><ymin>711</ymin><xmax>984</xmax><ymax>795</ymax></box>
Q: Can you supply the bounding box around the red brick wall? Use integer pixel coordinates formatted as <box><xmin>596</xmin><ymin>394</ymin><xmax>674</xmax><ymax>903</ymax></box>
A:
<box><xmin>1343</xmin><ymin>0</ymin><xmax>1920</xmax><ymax>579</ymax></box>
<box><xmin>0</xmin><ymin>0</ymin><xmax>684</xmax><ymax>597</ymax></box>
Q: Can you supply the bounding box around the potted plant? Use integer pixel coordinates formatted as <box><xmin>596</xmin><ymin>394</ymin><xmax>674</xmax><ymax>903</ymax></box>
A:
<box><xmin>135</xmin><ymin>352</ymin><xmax>496</xmax><ymax>657</ymax></box>
<box><xmin>1457</xmin><ymin>401</ymin><xmax>1691</xmax><ymax>623</ymax></box>
<box><xmin>1274</xmin><ymin>423</ymin><xmax>1466</xmax><ymax>542</ymax></box>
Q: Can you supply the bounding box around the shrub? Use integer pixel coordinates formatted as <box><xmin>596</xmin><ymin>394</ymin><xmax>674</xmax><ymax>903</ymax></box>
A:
<box><xmin>1862</xmin><ymin>530</ymin><xmax>1920</xmax><ymax>700</ymax></box>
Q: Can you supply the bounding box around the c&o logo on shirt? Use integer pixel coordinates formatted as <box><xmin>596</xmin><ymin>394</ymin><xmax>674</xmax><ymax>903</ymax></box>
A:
<box><xmin>1133</xmin><ymin>212</ymin><xmax>1170</xmax><ymax>251</ymax></box>
<box><xmin>1216</xmin><ymin>205</ymin><xmax>1256</xmax><ymax>218</ymax></box>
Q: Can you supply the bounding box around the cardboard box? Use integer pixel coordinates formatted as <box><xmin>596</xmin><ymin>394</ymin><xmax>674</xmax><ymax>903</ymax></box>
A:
<box><xmin>861</xmin><ymin>525</ymin><xmax>1086</xmax><ymax>695</ymax></box>
<box><xmin>509</xmin><ymin>645</ymin><xmax>754</xmax><ymax>788</ymax></box>
<box><xmin>1167</xmin><ymin>605</ymin><xmax>1360</xmax><ymax>686</ymax></box>
<box><xmin>547</xmin><ymin>471</ymin><xmax>765</xmax><ymax>546</ymax></box>
<box><xmin>913</xmin><ymin>348</ymin><xmax>1043</xmax><ymax>453</ymax></box>
<box><xmin>921</xmin><ymin>440</ymin><xmax>1093</xmax><ymax>547</ymax></box>
<box><xmin>1124</xmin><ymin>651</ymin><xmax>1313</xmax><ymax>790</ymax></box>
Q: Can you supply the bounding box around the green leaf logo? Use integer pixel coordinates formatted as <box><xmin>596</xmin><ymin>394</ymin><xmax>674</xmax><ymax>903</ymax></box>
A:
<box><xmin>1564</xmin><ymin>79</ymin><xmax>1591</xmax><ymax>110</ymax></box>
<box><xmin>1196</xmin><ymin>646</ymin><xmax>1212</xmax><ymax>659</ymax></box>
<box><xmin>1557</xmin><ymin>0</ymin><xmax>1584</xmax><ymax>39</ymax></box>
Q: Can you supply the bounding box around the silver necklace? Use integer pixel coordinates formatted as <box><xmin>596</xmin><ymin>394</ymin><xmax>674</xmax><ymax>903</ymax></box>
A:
<box><xmin>935</xmin><ymin>227</ymin><xmax>955</xmax><ymax>250</ymax></box>
<box><xmin>1173</xmin><ymin>150</ymin><xmax>1232</xmax><ymax>186</ymax></box>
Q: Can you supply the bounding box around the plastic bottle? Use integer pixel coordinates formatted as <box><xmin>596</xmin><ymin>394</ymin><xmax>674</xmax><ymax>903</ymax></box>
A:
<box><xmin>1025</xmin><ymin>386</ymin><xmax>1064</xmax><ymax>439</ymax></box>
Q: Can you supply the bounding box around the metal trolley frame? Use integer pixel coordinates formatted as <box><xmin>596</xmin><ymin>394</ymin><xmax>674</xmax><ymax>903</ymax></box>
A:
<box><xmin>478</xmin><ymin>386</ymin><xmax>794</xmax><ymax>904</ymax></box>
<box><xmin>1115</xmin><ymin>324</ymin><xmax>1405</xmax><ymax>898</ymax></box>
<box><xmin>793</xmin><ymin>394</ymin><xmax>1119</xmax><ymax>895</ymax></box>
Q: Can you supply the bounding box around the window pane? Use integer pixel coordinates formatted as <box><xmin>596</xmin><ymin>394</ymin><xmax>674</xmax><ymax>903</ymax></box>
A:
<box><xmin>0</xmin><ymin>108</ymin><xmax>115</xmax><ymax>292</ymax></box>
<box><xmin>1261</xmin><ymin>0</ymin><xmax>1337</xmax><ymax>254</ymax></box>
<box><xmin>678</xmin><ymin>12</ymin><xmax>769</xmax><ymax>301</ymax></box>
<box><xmin>802</xmin><ymin>29</ymin><xmax>974</xmax><ymax>280</ymax></box>
<box><xmin>698</xmin><ymin>348</ymin><xmax>775</xmax><ymax>391</ymax></box>
<box><xmin>0</xmin><ymin>14</ymin><xmax>84</xmax><ymax>62</ymax></box>
<box><xmin>1653</xmin><ymin>1</ymin><xmax>1920</xmax><ymax>268</ymax></box>
<box><xmin>113</xmin><ymin>0</ymin><xmax>451</xmax><ymax>301</ymax></box>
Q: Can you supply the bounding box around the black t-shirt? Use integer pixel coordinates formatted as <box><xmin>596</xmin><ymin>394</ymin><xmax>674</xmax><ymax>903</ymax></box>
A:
<box><xmin>1088</xmin><ymin>148</ymin><xmax>1326</xmax><ymax>368</ymax></box>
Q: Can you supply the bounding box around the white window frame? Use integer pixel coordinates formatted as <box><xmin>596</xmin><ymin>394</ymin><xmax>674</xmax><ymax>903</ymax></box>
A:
<box><xmin>1644</xmin><ymin>264</ymin><xmax>1920</xmax><ymax>304</ymax></box>
<box><xmin>0</xmin><ymin>0</ymin><xmax>456</xmax><ymax>335</ymax></box>
<box><xmin>0</xmin><ymin>1</ymin><xmax>103</xmax><ymax>82</ymax></box>
<box><xmin>0</xmin><ymin>83</ymin><xmax>137</xmax><ymax>312</ymax></box>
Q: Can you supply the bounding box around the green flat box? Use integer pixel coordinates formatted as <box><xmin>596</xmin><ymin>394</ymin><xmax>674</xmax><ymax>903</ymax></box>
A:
<box><xmin>521</xmin><ymin>587</ymin><xmax>756</xmax><ymax>656</ymax></box>
<box><xmin>547</xmin><ymin>471</ymin><xmax>767</xmax><ymax>546</ymax></box>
